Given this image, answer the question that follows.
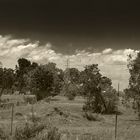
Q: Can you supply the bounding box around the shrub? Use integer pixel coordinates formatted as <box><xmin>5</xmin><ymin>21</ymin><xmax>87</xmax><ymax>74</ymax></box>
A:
<box><xmin>83</xmin><ymin>112</ymin><xmax>103</xmax><ymax>121</ymax></box>
<box><xmin>14</xmin><ymin>123</ymin><xmax>46</xmax><ymax>140</ymax></box>
<box><xmin>0</xmin><ymin>128</ymin><xmax>8</xmax><ymax>140</ymax></box>
<box><xmin>28</xmin><ymin>113</ymin><xmax>41</xmax><ymax>124</ymax></box>
<box><xmin>65</xmin><ymin>83</ymin><xmax>78</xmax><ymax>100</ymax></box>
<box><xmin>47</xmin><ymin>127</ymin><xmax>61</xmax><ymax>140</ymax></box>
<box><xmin>66</xmin><ymin>92</ymin><xmax>76</xmax><ymax>100</ymax></box>
<box><xmin>104</xmin><ymin>91</ymin><xmax>118</xmax><ymax>114</ymax></box>
<box><xmin>30</xmin><ymin>127</ymin><xmax>61</xmax><ymax>140</ymax></box>
<box><xmin>23</xmin><ymin>95</ymin><xmax>37</xmax><ymax>104</ymax></box>
<box><xmin>83</xmin><ymin>90</ymin><xmax>118</xmax><ymax>114</ymax></box>
<box><xmin>14</xmin><ymin>121</ymin><xmax>61</xmax><ymax>140</ymax></box>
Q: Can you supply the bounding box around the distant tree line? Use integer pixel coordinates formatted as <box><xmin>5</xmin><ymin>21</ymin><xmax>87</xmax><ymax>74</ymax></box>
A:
<box><xmin>0</xmin><ymin>58</ymin><xmax>118</xmax><ymax>114</ymax></box>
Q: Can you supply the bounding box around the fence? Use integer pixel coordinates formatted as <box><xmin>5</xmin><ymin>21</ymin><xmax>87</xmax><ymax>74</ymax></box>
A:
<box><xmin>0</xmin><ymin>101</ymin><xmax>118</xmax><ymax>140</ymax></box>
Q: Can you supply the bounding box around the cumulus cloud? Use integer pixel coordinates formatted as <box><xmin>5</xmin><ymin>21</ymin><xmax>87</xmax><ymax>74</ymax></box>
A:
<box><xmin>0</xmin><ymin>35</ymin><xmax>139</xmax><ymax>90</ymax></box>
<box><xmin>102</xmin><ymin>48</ymin><xmax>112</xmax><ymax>54</ymax></box>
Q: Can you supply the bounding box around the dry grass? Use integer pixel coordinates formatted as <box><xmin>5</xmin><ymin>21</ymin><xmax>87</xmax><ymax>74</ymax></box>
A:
<box><xmin>0</xmin><ymin>95</ymin><xmax>140</xmax><ymax>140</ymax></box>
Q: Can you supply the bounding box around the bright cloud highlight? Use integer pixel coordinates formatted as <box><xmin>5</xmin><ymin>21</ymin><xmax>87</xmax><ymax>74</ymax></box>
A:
<box><xmin>0</xmin><ymin>35</ymin><xmax>139</xmax><ymax>90</ymax></box>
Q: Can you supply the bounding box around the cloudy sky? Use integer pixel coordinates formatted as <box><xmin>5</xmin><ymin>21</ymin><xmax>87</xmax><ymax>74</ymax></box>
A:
<box><xmin>0</xmin><ymin>0</ymin><xmax>140</xmax><ymax>90</ymax></box>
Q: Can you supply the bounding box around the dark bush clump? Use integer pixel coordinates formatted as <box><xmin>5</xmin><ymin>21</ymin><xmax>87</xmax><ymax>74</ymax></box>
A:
<box><xmin>0</xmin><ymin>128</ymin><xmax>8</xmax><ymax>140</ymax></box>
<box><xmin>14</xmin><ymin>123</ymin><xmax>45</xmax><ymax>140</ymax></box>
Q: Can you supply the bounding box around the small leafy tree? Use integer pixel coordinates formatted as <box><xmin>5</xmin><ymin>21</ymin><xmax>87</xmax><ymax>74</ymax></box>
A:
<box><xmin>125</xmin><ymin>52</ymin><xmax>140</xmax><ymax>118</ymax></box>
<box><xmin>81</xmin><ymin>64</ymin><xmax>118</xmax><ymax>114</ymax></box>
<box><xmin>65</xmin><ymin>83</ymin><xmax>78</xmax><ymax>100</ymax></box>
<box><xmin>44</xmin><ymin>63</ymin><xmax>64</xmax><ymax>96</ymax></box>
<box><xmin>0</xmin><ymin>68</ymin><xmax>15</xmax><ymax>98</ymax></box>
<box><xmin>63</xmin><ymin>68</ymin><xmax>80</xmax><ymax>100</ymax></box>
<box><xmin>30</xmin><ymin>65</ymin><xmax>54</xmax><ymax>101</ymax></box>
<box><xmin>15</xmin><ymin>58</ymin><xmax>32</xmax><ymax>94</ymax></box>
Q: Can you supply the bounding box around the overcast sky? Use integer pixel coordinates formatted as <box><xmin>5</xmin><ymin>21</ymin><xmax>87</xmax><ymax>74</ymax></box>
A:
<box><xmin>0</xmin><ymin>0</ymin><xmax>140</xmax><ymax>90</ymax></box>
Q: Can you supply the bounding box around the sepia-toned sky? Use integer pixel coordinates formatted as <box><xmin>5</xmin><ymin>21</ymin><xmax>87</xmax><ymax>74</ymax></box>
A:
<box><xmin>0</xmin><ymin>0</ymin><xmax>140</xmax><ymax>90</ymax></box>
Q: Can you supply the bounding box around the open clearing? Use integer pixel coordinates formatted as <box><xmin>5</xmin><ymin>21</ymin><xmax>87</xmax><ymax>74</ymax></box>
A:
<box><xmin>0</xmin><ymin>95</ymin><xmax>140</xmax><ymax>140</ymax></box>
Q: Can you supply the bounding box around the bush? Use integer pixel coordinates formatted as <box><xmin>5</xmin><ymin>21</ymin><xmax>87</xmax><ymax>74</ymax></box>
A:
<box><xmin>14</xmin><ymin>122</ymin><xmax>61</xmax><ymax>140</ymax></box>
<box><xmin>0</xmin><ymin>128</ymin><xmax>8</xmax><ymax>140</ymax></box>
<box><xmin>83</xmin><ymin>112</ymin><xmax>103</xmax><ymax>121</ymax></box>
<box><xmin>66</xmin><ymin>92</ymin><xmax>76</xmax><ymax>100</ymax></box>
<box><xmin>83</xmin><ymin>97</ymin><xmax>105</xmax><ymax>113</ymax></box>
<box><xmin>104</xmin><ymin>91</ymin><xmax>118</xmax><ymax>114</ymax></box>
<box><xmin>14</xmin><ymin>123</ymin><xmax>46</xmax><ymax>140</ymax></box>
<box><xmin>28</xmin><ymin>113</ymin><xmax>41</xmax><ymax>124</ymax></box>
<box><xmin>65</xmin><ymin>83</ymin><xmax>78</xmax><ymax>100</ymax></box>
<box><xmin>30</xmin><ymin>127</ymin><xmax>61</xmax><ymax>140</ymax></box>
<box><xmin>23</xmin><ymin>95</ymin><xmax>37</xmax><ymax>104</ymax></box>
<box><xmin>46</xmin><ymin>127</ymin><xmax>61</xmax><ymax>140</ymax></box>
<box><xmin>83</xmin><ymin>90</ymin><xmax>118</xmax><ymax>114</ymax></box>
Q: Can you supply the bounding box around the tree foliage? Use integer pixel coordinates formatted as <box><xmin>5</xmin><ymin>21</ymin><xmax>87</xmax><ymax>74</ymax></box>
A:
<box><xmin>15</xmin><ymin>58</ymin><xmax>32</xmax><ymax>93</ymax></box>
<box><xmin>126</xmin><ymin>52</ymin><xmax>140</xmax><ymax>98</ymax></box>
<box><xmin>15</xmin><ymin>58</ymin><xmax>39</xmax><ymax>94</ymax></box>
<box><xmin>0</xmin><ymin>68</ymin><xmax>15</xmax><ymax>98</ymax></box>
<box><xmin>28</xmin><ymin>63</ymin><xmax>64</xmax><ymax>100</ymax></box>
<box><xmin>81</xmin><ymin>64</ymin><xmax>118</xmax><ymax>114</ymax></box>
<box><xmin>125</xmin><ymin>52</ymin><xmax>140</xmax><ymax>117</ymax></box>
<box><xmin>63</xmin><ymin>68</ymin><xmax>80</xmax><ymax>100</ymax></box>
<box><xmin>0</xmin><ymin>57</ymin><xmax>118</xmax><ymax>109</ymax></box>
<box><xmin>43</xmin><ymin>63</ymin><xmax>64</xmax><ymax>96</ymax></box>
<box><xmin>29</xmin><ymin>65</ymin><xmax>54</xmax><ymax>100</ymax></box>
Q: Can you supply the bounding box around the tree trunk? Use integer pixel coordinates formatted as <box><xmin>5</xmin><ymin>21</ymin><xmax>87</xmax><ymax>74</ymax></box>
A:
<box><xmin>6</xmin><ymin>88</ymin><xmax>9</xmax><ymax>94</ymax></box>
<box><xmin>99</xmin><ymin>93</ymin><xmax>107</xmax><ymax>111</ymax></box>
<box><xmin>0</xmin><ymin>88</ymin><xmax>4</xmax><ymax>99</ymax></box>
<box><xmin>11</xmin><ymin>88</ymin><xmax>14</xmax><ymax>94</ymax></box>
<box><xmin>97</xmin><ymin>89</ymin><xmax>107</xmax><ymax>111</ymax></box>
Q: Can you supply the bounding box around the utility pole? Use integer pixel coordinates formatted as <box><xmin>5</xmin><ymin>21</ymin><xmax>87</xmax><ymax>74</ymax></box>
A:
<box><xmin>65</xmin><ymin>57</ymin><xmax>70</xmax><ymax>82</ymax></box>
<box><xmin>115</xmin><ymin>82</ymin><xmax>119</xmax><ymax>140</ymax></box>
<box><xmin>66</xmin><ymin>58</ymin><xmax>70</xmax><ymax>69</ymax></box>
<box><xmin>118</xmin><ymin>83</ymin><xmax>120</xmax><ymax>97</ymax></box>
<box><xmin>10</xmin><ymin>103</ymin><xmax>14</xmax><ymax>136</ymax></box>
<box><xmin>63</xmin><ymin>57</ymin><xmax>70</xmax><ymax>96</ymax></box>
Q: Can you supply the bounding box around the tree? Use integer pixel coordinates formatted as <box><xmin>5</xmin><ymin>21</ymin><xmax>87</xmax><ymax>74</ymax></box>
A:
<box><xmin>79</xmin><ymin>64</ymin><xmax>102</xmax><ymax>97</ymax></box>
<box><xmin>15</xmin><ymin>58</ymin><xmax>32</xmax><ymax>93</ymax></box>
<box><xmin>30</xmin><ymin>62</ymin><xmax>38</xmax><ymax>70</ymax></box>
<box><xmin>64</xmin><ymin>68</ymin><xmax>80</xmax><ymax>84</ymax></box>
<box><xmin>43</xmin><ymin>63</ymin><xmax>64</xmax><ymax>96</ymax></box>
<box><xmin>65</xmin><ymin>83</ymin><xmax>79</xmax><ymax>100</ymax></box>
<box><xmin>125</xmin><ymin>52</ymin><xmax>140</xmax><ymax>117</ymax></box>
<box><xmin>81</xmin><ymin>64</ymin><xmax>118</xmax><ymax>114</ymax></box>
<box><xmin>29</xmin><ymin>65</ymin><xmax>54</xmax><ymax>101</ymax></box>
<box><xmin>15</xmin><ymin>59</ymin><xmax>64</xmax><ymax>98</ymax></box>
<box><xmin>0</xmin><ymin>68</ymin><xmax>15</xmax><ymax>98</ymax></box>
<box><xmin>63</xmin><ymin>68</ymin><xmax>80</xmax><ymax>100</ymax></box>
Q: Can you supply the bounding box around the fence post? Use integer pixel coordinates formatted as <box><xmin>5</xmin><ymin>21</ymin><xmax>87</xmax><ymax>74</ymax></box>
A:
<box><xmin>10</xmin><ymin>103</ymin><xmax>14</xmax><ymax>136</ymax></box>
<box><xmin>115</xmin><ymin>113</ymin><xmax>118</xmax><ymax>140</ymax></box>
<box><xmin>31</xmin><ymin>104</ymin><xmax>34</xmax><ymax>123</ymax></box>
